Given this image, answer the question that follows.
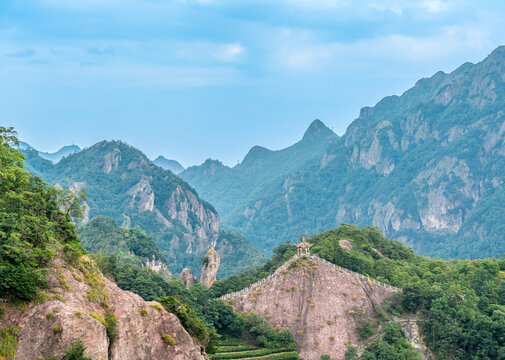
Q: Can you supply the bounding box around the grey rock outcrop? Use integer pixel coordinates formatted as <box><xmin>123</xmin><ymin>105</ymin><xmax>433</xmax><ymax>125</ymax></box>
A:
<box><xmin>200</xmin><ymin>249</ymin><xmax>220</xmax><ymax>287</ymax></box>
<box><xmin>178</xmin><ymin>268</ymin><xmax>197</xmax><ymax>288</ymax></box>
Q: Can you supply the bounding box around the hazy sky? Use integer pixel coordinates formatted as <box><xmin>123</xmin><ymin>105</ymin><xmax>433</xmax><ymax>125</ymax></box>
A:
<box><xmin>1</xmin><ymin>0</ymin><xmax>505</xmax><ymax>167</ymax></box>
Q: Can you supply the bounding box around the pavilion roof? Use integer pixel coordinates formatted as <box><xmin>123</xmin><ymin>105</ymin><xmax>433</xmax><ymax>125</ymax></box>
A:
<box><xmin>295</xmin><ymin>239</ymin><xmax>313</xmax><ymax>249</ymax></box>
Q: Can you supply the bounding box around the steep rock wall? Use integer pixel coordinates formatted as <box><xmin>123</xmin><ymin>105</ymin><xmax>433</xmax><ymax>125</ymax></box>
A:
<box><xmin>230</xmin><ymin>257</ymin><xmax>398</xmax><ymax>360</ymax></box>
<box><xmin>0</xmin><ymin>258</ymin><xmax>205</xmax><ymax>360</ymax></box>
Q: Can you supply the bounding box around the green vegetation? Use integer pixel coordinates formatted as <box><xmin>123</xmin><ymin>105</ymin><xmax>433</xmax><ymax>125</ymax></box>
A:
<box><xmin>211</xmin><ymin>338</ymin><xmax>300</xmax><ymax>360</ymax></box>
<box><xmin>0</xmin><ymin>127</ymin><xmax>86</xmax><ymax>302</ymax></box>
<box><xmin>0</xmin><ymin>326</ymin><xmax>19</xmax><ymax>359</ymax></box>
<box><xmin>61</xmin><ymin>339</ymin><xmax>92</xmax><ymax>360</ymax></box>
<box><xmin>79</xmin><ymin>216</ymin><xmax>166</xmax><ymax>266</ymax></box>
<box><xmin>161</xmin><ymin>333</ymin><xmax>177</xmax><ymax>345</ymax></box>
<box><xmin>352</xmin><ymin>321</ymin><xmax>422</xmax><ymax>360</ymax></box>
<box><xmin>37</xmin><ymin>338</ymin><xmax>91</xmax><ymax>360</ymax></box>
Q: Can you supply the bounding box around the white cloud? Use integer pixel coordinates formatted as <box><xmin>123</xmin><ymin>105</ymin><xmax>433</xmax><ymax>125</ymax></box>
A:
<box><xmin>212</xmin><ymin>43</ymin><xmax>245</xmax><ymax>62</ymax></box>
<box><xmin>421</xmin><ymin>0</ymin><xmax>449</xmax><ymax>13</ymax></box>
<box><xmin>272</xmin><ymin>23</ymin><xmax>491</xmax><ymax>72</ymax></box>
<box><xmin>281</xmin><ymin>0</ymin><xmax>348</xmax><ymax>9</ymax></box>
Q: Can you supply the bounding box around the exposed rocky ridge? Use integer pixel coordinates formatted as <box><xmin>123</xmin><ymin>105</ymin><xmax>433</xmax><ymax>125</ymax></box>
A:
<box><xmin>228</xmin><ymin>256</ymin><xmax>401</xmax><ymax>360</ymax></box>
<box><xmin>209</xmin><ymin>46</ymin><xmax>505</xmax><ymax>258</ymax></box>
<box><xmin>200</xmin><ymin>249</ymin><xmax>220</xmax><ymax>287</ymax></box>
<box><xmin>0</xmin><ymin>258</ymin><xmax>205</xmax><ymax>360</ymax></box>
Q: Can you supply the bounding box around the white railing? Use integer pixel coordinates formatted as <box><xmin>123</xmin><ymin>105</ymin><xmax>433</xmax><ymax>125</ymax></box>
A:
<box><xmin>219</xmin><ymin>254</ymin><xmax>401</xmax><ymax>301</ymax></box>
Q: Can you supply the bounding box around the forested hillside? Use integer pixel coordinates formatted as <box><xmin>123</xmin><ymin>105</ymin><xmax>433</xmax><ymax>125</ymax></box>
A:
<box><xmin>183</xmin><ymin>46</ymin><xmax>505</xmax><ymax>259</ymax></box>
<box><xmin>213</xmin><ymin>224</ymin><xmax>505</xmax><ymax>360</ymax></box>
<box><xmin>21</xmin><ymin>141</ymin><xmax>264</xmax><ymax>276</ymax></box>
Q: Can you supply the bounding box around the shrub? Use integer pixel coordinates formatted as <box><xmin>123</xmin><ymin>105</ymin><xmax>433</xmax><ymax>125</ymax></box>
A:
<box><xmin>0</xmin><ymin>326</ymin><xmax>19</xmax><ymax>358</ymax></box>
<box><xmin>357</xmin><ymin>318</ymin><xmax>374</xmax><ymax>340</ymax></box>
<box><xmin>149</xmin><ymin>303</ymin><xmax>163</xmax><ymax>311</ymax></box>
<box><xmin>329</xmin><ymin>336</ymin><xmax>335</xmax><ymax>341</ymax></box>
<box><xmin>53</xmin><ymin>325</ymin><xmax>63</xmax><ymax>335</ymax></box>
<box><xmin>321</xmin><ymin>355</ymin><xmax>331</xmax><ymax>360</ymax></box>
<box><xmin>105</xmin><ymin>313</ymin><xmax>119</xmax><ymax>345</ymax></box>
<box><xmin>161</xmin><ymin>334</ymin><xmax>177</xmax><ymax>346</ymax></box>
<box><xmin>345</xmin><ymin>346</ymin><xmax>358</xmax><ymax>360</ymax></box>
<box><xmin>140</xmin><ymin>308</ymin><xmax>148</xmax><ymax>316</ymax></box>
<box><xmin>89</xmin><ymin>312</ymin><xmax>106</xmax><ymax>326</ymax></box>
<box><xmin>46</xmin><ymin>313</ymin><xmax>54</xmax><ymax>321</ymax></box>
<box><xmin>61</xmin><ymin>339</ymin><xmax>92</xmax><ymax>360</ymax></box>
<box><xmin>327</xmin><ymin>320</ymin><xmax>333</xmax><ymax>325</ymax></box>
<box><xmin>74</xmin><ymin>311</ymin><xmax>82</xmax><ymax>318</ymax></box>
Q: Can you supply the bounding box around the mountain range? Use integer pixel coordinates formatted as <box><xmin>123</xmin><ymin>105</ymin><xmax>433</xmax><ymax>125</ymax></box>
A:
<box><xmin>181</xmin><ymin>46</ymin><xmax>505</xmax><ymax>260</ymax></box>
<box><xmin>19</xmin><ymin>141</ymin><xmax>81</xmax><ymax>163</ymax></box>
<box><xmin>21</xmin><ymin>141</ymin><xmax>264</xmax><ymax>277</ymax></box>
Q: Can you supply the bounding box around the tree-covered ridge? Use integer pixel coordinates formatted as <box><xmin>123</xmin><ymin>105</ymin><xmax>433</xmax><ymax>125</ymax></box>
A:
<box><xmin>214</xmin><ymin>224</ymin><xmax>505</xmax><ymax>360</ymax></box>
<box><xmin>205</xmin><ymin>46</ymin><xmax>505</xmax><ymax>260</ymax></box>
<box><xmin>0</xmin><ymin>127</ymin><xmax>85</xmax><ymax>302</ymax></box>
<box><xmin>21</xmin><ymin>140</ymin><xmax>264</xmax><ymax>276</ymax></box>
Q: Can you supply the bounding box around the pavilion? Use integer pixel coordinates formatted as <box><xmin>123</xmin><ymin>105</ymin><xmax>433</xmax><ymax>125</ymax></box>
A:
<box><xmin>295</xmin><ymin>238</ymin><xmax>313</xmax><ymax>256</ymax></box>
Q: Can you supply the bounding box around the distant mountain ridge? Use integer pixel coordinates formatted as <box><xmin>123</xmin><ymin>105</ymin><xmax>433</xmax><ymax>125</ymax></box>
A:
<box><xmin>19</xmin><ymin>141</ymin><xmax>81</xmax><ymax>163</ymax></box>
<box><xmin>182</xmin><ymin>46</ymin><xmax>505</xmax><ymax>259</ymax></box>
<box><xmin>153</xmin><ymin>155</ymin><xmax>185</xmax><ymax>174</ymax></box>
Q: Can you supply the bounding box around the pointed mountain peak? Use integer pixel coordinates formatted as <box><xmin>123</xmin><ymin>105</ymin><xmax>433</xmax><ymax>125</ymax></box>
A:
<box><xmin>302</xmin><ymin>119</ymin><xmax>336</xmax><ymax>141</ymax></box>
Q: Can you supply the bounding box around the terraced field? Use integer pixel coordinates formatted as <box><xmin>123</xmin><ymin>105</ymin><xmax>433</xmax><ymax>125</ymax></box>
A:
<box><xmin>210</xmin><ymin>339</ymin><xmax>300</xmax><ymax>360</ymax></box>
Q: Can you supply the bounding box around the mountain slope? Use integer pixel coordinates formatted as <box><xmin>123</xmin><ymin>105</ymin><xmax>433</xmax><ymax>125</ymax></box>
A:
<box><xmin>153</xmin><ymin>156</ymin><xmax>185</xmax><ymax>174</ymax></box>
<box><xmin>191</xmin><ymin>46</ymin><xmax>505</xmax><ymax>259</ymax></box>
<box><xmin>180</xmin><ymin>119</ymin><xmax>338</xmax><ymax>221</ymax></box>
<box><xmin>21</xmin><ymin>140</ymin><xmax>263</xmax><ymax>275</ymax></box>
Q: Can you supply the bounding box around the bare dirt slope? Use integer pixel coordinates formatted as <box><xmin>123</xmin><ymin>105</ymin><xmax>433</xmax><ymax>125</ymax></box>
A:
<box><xmin>230</xmin><ymin>256</ymin><xmax>398</xmax><ymax>360</ymax></box>
<box><xmin>0</xmin><ymin>257</ymin><xmax>205</xmax><ymax>360</ymax></box>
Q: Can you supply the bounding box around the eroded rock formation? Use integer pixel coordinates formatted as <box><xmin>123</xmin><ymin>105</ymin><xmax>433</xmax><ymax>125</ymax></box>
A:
<box><xmin>200</xmin><ymin>249</ymin><xmax>220</xmax><ymax>287</ymax></box>
<box><xmin>178</xmin><ymin>268</ymin><xmax>197</xmax><ymax>288</ymax></box>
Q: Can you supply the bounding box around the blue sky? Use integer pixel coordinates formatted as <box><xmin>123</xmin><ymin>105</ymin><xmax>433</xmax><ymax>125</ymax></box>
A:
<box><xmin>1</xmin><ymin>0</ymin><xmax>505</xmax><ymax>167</ymax></box>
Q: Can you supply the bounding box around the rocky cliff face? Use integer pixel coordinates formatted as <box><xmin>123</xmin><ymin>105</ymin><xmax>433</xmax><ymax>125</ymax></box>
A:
<box><xmin>200</xmin><ymin>249</ymin><xmax>220</xmax><ymax>287</ymax></box>
<box><xmin>211</xmin><ymin>46</ymin><xmax>505</xmax><ymax>259</ymax></box>
<box><xmin>230</xmin><ymin>257</ymin><xmax>400</xmax><ymax>360</ymax></box>
<box><xmin>0</xmin><ymin>257</ymin><xmax>205</xmax><ymax>360</ymax></box>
